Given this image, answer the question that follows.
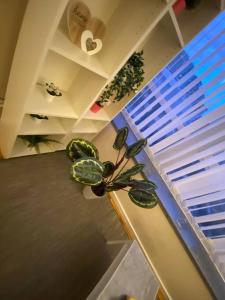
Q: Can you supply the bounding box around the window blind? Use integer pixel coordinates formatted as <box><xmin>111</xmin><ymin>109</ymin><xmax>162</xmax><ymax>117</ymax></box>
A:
<box><xmin>123</xmin><ymin>11</ymin><xmax>225</xmax><ymax>280</ymax></box>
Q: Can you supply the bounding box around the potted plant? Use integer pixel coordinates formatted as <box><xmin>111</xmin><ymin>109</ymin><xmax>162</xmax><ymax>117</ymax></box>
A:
<box><xmin>19</xmin><ymin>135</ymin><xmax>61</xmax><ymax>153</ymax></box>
<box><xmin>45</xmin><ymin>82</ymin><xmax>62</xmax><ymax>102</ymax></box>
<box><xmin>66</xmin><ymin>127</ymin><xmax>158</xmax><ymax>208</ymax></box>
<box><xmin>30</xmin><ymin>114</ymin><xmax>48</xmax><ymax>124</ymax></box>
<box><xmin>90</xmin><ymin>51</ymin><xmax>144</xmax><ymax>113</ymax></box>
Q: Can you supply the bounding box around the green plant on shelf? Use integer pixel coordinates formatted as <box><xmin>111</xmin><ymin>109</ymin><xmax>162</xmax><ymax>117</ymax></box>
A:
<box><xmin>97</xmin><ymin>51</ymin><xmax>144</xmax><ymax>107</ymax></box>
<box><xmin>66</xmin><ymin>127</ymin><xmax>158</xmax><ymax>209</ymax></box>
<box><xmin>19</xmin><ymin>135</ymin><xmax>61</xmax><ymax>153</ymax></box>
<box><xmin>30</xmin><ymin>114</ymin><xmax>48</xmax><ymax>120</ymax></box>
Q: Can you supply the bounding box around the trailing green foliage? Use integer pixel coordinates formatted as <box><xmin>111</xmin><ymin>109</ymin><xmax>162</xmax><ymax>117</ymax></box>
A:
<box><xmin>97</xmin><ymin>51</ymin><xmax>144</xmax><ymax>106</ymax></box>
<box><xmin>66</xmin><ymin>127</ymin><xmax>158</xmax><ymax>209</ymax></box>
<box><xmin>19</xmin><ymin>135</ymin><xmax>60</xmax><ymax>153</ymax></box>
<box><xmin>66</xmin><ymin>138</ymin><xmax>99</xmax><ymax>161</ymax></box>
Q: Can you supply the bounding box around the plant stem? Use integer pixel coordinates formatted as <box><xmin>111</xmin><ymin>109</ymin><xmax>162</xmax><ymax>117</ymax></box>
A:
<box><xmin>106</xmin><ymin>149</ymin><xmax>123</xmax><ymax>184</ymax></box>
<box><xmin>115</xmin><ymin>149</ymin><xmax>121</xmax><ymax>166</ymax></box>
<box><xmin>110</xmin><ymin>159</ymin><xmax>129</xmax><ymax>183</ymax></box>
<box><xmin>115</xmin><ymin>151</ymin><xmax>126</xmax><ymax>169</ymax></box>
<box><xmin>106</xmin><ymin>176</ymin><xmax>112</xmax><ymax>185</ymax></box>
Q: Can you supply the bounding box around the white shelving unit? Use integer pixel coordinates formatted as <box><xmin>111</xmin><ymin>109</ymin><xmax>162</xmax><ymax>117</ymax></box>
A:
<box><xmin>0</xmin><ymin>0</ymin><xmax>221</xmax><ymax>158</ymax></box>
<box><xmin>73</xmin><ymin>119</ymin><xmax>107</xmax><ymax>133</ymax></box>
<box><xmin>11</xmin><ymin>136</ymin><xmax>65</xmax><ymax>158</ymax></box>
<box><xmin>50</xmin><ymin>29</ymin><xmax>109</xmax><ymax>79</ymax></box>
<box><xmin>26</xmin><ymin>85</ymin><xmax>78</xmax><ymax>119</ymax></box>
<box><xmin>19</xmin><ymin>115</ymin><xmax>66</xmax><ymax>135</ymax></box>
<box><xmin>84</xmin><ymin>109</ymin><xmax>110</xmax><ymax>122</ymax></box>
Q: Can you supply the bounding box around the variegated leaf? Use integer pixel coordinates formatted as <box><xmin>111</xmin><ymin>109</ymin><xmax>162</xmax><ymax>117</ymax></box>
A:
<box><xmin>71</xmin><ymin>158</ymin><xmax>104</xmax><ymax>186</ymax></box>
<box><xmin>66</xmin><ymin>138</ymin><xmax>99</xmax><ymax>161</ymax></box>
<box><xmin>128</xmin><ymin>188</ymin><xmax>158</xmax><ymax>209</ymax></box>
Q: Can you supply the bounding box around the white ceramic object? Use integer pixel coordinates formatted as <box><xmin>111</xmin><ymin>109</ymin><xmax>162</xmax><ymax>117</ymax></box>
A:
<box><xmin>45</xmin><ymin>90</ymin><xmax>55</xmax><ymax>102</ymax></box>
<box><xmin>34</xmin><ymin>118</ymin><xmax>42</xmax><ymax>124</ymax></box>
<box><xmin>83</xmin><ymin>185</ymin><xmax>104</xmax><ymax>199</ymax></box>
<box><xmin>81</xmin><ymin>30</ymin><xmax>102</xmax><ymax>55</ymax></box>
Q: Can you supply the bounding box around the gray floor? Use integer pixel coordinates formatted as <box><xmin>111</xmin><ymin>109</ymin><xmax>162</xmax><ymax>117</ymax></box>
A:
<box><xmin>0</xmin><ymin>151</ymin><xmax>127</xmax><ymax>300</ymax></box>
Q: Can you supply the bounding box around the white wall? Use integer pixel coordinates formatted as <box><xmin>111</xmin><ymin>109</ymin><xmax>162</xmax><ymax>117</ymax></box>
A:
<box><xmin>0</xmin><ymin>0</ymin><xmax>28</xmax><ymax>99</ymax></box>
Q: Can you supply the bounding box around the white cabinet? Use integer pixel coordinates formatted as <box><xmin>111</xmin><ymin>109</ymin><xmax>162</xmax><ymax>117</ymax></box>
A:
<box><xmin>0</xmin><ymin>0</ymin><xmax>221</xmax><ymax>158</ymax></box>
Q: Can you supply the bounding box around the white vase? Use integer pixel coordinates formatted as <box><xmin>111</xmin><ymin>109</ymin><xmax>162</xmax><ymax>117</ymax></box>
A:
<box><xmin>82</xmin><ymin>186</ymin><xmax>105</xmax><ymax>199</ymax></box>
<box><xmin>33</xmin><ymin>118</ymin><xmax>42</xmax><ymax>124</ymax></box>
<box><xmin>45</xmin><ymin>90</ymin><xmax>55</xmax><ymax>102</ymax></box>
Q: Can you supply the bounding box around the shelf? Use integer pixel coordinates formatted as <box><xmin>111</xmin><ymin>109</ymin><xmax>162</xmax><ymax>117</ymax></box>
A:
<box><xmin>83</xmin><ymin>107</ymin><xmax>110</xmax><ymax>121</ymax></box>
<box><xmin>5</xmin><ymin>0</ymin><xmax>221</xmax><ymax>159</ymax></box>
<box><xmin>26</xmin><ymin>85</ymin><xmax>78</xmax><ymax>119</ymax></box>
<box><xmin>63</xmin><ymin>133</ymin><xmax>96</xmax><ymax>145</ymax></box>
<box><xmin>68</xmin><ymin>68</ymin><xmax>107</xmax><ymax>117</ymax></box>
<box><xmin>38</xmin><ymin>50</ymin><xmax>107</xmax><ymax>118</ymax></box>
<box><xmin>50</xmin><ymin>29</ymin><xmax>109</xmax><ymax>79</ymax></box>
<box><xmin>11</xmin><ymin>139</ymin><xmax>37</xmax><ymax>158</ymax></box>
<box><xmin>19</xmin><ymin>115</ymin><xmax>66</xmax><ymax>135</ymax></box>
<box><xmin>11</xmin><ymin>136</ymin><xmax>66</xmax><ymax>158</ymax></box>
<box><xmin>38</xmin><ymin>50</ymin><xmax>81</xmax><ymax>91</ymax></box>
<box><xmin>104</xmin><ymin>12</ymin><xmax>181</xmax><ymax>120</ymax></box>
<box><xmin>57</xmin><ymin>0</ymin><xmax>173</xmax><ymax>78</ymax></box>
<box><xmin>98</xmin><ymin>0</ymin><xmax>173</xmax><ymax>74</ymax></box>
<box><xmin>73</xmin><ymin>119</ymin><xmax>107</xmax><ymax>133</ymax></box>
<box><xmin>141</xmin><ymin>12</ymin><xmax>181</xmax><ymax>85</ymax></box>
<box><xmin>59</xmin><ymin>118</ymin><xmax>77</xmax><ymax>132</ymax></box>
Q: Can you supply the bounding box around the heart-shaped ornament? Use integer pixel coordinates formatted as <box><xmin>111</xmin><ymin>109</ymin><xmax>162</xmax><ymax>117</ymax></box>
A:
<box><xmin>67</xmin><ymin>1</ymin><xmax>90</xmax><ymax>45</ymax></box>
<box><xmin>81</xmin><ymin>30</ymin><xmax>102</xmax><ymax>55</ymax></box>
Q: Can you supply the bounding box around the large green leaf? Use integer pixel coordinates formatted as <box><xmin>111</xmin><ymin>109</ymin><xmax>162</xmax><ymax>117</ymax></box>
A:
<box><xmin>113</xmin><ymin>127</ymin><xmax>128</xmax><ymax>150</ymax></box>
<box><xmin>125</xmin><ymin>139</ymin><xmax>147</xmax><ymax>159</ymax></box>
<box><xmin>103</xmin><ymin>161</ymin><xmax>115</xmax><ymax>178</ymax></box>
<box><xmin>71</xmin><ymin>158</ymin><xmax>104</xmax><ymax>186</ymax></box>
<box><xmin>114</xmin><ymin>164</ymin><xmax>144</xmax><ymax>183</ymax></box>
<box><xmin>128</xmin><ymin>188</ymin><xmax>158</xmax><ymax>209</ymax></box>
<box><xmin>106</xmin><ymin>183</ymin><xmax>126</xmax><ymax>192</ymax></box>
<box><xmin>66</xmin><ymin>138</ymin><xmax>99</xmax><ymax>161</ymax></box>
<box><xmin>129</xmin><ymin>179</ymin><xmax>157</xmax><ymax>191</ymax></box>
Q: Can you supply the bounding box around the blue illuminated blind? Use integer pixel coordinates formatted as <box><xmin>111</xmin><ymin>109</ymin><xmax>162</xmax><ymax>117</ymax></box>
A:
<box><xmin>123</xmin><ymin>11</ymin><xmax>225</xmax><ymax>278</ymax></box>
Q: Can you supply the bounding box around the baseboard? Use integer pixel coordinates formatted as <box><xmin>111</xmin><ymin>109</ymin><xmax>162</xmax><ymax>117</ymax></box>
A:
<box><xmin>107</xmin><ymin>192</ymin><xmax>171</xmax><ymax>300</ymax></box>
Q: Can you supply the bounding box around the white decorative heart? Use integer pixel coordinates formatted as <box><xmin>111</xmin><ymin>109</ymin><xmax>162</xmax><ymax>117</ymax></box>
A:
<box><xmin>81</xmin><ymin>30</ymin><xmax>102</xmax><ymax>55</ymax></box>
